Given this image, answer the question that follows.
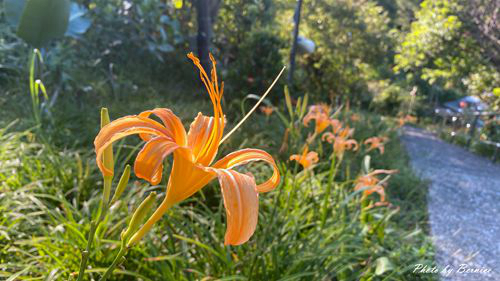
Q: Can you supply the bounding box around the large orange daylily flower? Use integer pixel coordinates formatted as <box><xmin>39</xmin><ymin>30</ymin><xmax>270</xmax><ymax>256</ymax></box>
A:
<box><xmin>94</xmin><ymin>53</ymin><xmax>280</xmax><ymax>246</ymax></box>
<box><xmin>303</xmin><ymin>103</ymin><xmax>332</xmax><ymax>134</ymax></box>
<box><xmin>289</xmin><ymin>145</ymin><xmax>319</xmax><ymax>169</ymax></box>
<box><xmin>364</xmin><ymin>136</ymin><xmax>388</xmax><ymax>154</ymax></box>
<box><xmin>354</xmin><ymin>169</ymin><xmax>397</xmax><ymax>204</ymax></box>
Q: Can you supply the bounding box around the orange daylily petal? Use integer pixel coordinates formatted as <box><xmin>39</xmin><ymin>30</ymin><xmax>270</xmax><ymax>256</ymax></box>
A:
<box><xmin>322</xmin><ymin>132</ymin><xmax>335</xmax><ymax>143</ymax></box>
<box><xmin>290</xmin><ymin>152</ymin><xmax>318</xmax><ymax>168</ymax></box>
<box><xmin>367</xmin><ymin>169</ymin><xmax>398</xmax><ymax>177</ymax></box>
<box><xmin>316</xmin><ymin>118</ymin><xmax>331</xmax><ymax>134</ymax></box>
<box><xmin>290</xmin><ymin>145</ymin><xmax>319</xmax><ymax>169</ymax></box>
<box><xmin>260</xmin><ymin>106</ymin><xmax>274</xmax><ymax>116</ymax></box>
<box><xmin>213</xmin><ymin>149</ymin><xmax>280</xmax><ymax>193</ymax></box>
<box><xmin>344</xmin><ymin>139</ymin><xmax>359</xmax><ymax>151</ymax></box>
<box><xmin>164</xmin><ymin>147</ymin><xmax>216</xmax><ymax>207</ymax></box>
<box><xmin>187</xmin><ymin>113</ymin><xmax>224</xmax><ymax>166</ymax></box>
<box><xmin>134</xmin><ymin>136</ymin><xmax>179</xmax><ymax>185</ymax></box>
<box><xmin>215</xmin><ymin>169</ymin><xmax>259</xmax><ymax>245</ymax></box>
<box><xmin>165</xmin><ymin>148</ymin><xmax>214</xmax><ymax>203</ymax></box>
<box><xmin>308</xmin><ymin>103</ymin><xmax>330</xmax><ymax>115</ymax></box>
<box><xmin>330</xmin><ymin>119</ymin><xmax>342</xmax><ymax>134</ymax></box>
<box><xmin>94</xmin><ymin>116</ymin><xmax>173</xmax><ymax>176</ymax></box>
<box><xmin>138</xmin><ymin>108</ymin><xmax>187</xmax><ymax>146</ymax></box>
<box><xmin>364</xmin><ymin>185</ymin><xmax>386</xmax><ymax>202</ymax></box>
<box><xmin>378</xmin><ymin>146</ymin><xmax>385</xmax><ymax>154</ymax></box>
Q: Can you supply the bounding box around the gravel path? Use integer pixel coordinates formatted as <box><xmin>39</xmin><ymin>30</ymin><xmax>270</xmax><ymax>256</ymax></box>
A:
<box><xmin>401</xmin><ymin>126</ymin><xmax>500</xmax><ymax>281</ymax></box>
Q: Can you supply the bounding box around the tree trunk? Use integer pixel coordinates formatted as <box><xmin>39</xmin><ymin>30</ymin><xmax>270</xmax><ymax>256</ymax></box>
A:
<box><xmin>288</xmin><ymin>0</ymin><xmax>304</xmax><ymax>84</ymax></box>
<box><xmin>196</xmin><ymin>0</ymin><xmax>211</xmax><ymax>71</ymax></box>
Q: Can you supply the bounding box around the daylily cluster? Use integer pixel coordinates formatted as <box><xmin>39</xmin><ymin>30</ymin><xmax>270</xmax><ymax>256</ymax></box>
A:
<box><xmin>290</xmin><ymin>104</ymin><xmax>360</xmax><ymax>168</ymax></box>
<box><xmin>94</xmin><ymin>53</ymin><xmax>280</xmax><ymax>246</ymax></box>
<box><xmin>354</xmin><ymin>169</ymin><xmax>398</xmax><ymax>207</ymax></box>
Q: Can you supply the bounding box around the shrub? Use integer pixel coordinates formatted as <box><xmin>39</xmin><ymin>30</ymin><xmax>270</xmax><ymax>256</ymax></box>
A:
<box><xmin>225</xmin><ymin>30</ymin><xmax>285</xmax><ymax>100</ymax></box>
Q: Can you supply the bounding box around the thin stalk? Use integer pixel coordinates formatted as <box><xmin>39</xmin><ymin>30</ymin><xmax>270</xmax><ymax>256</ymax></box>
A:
<box><xmin>98</xmin><ymin>246</ymin><xmax>128</xmax><ymax>281</ymax></box>
<box><xmin>76</xmin><ymin>203</ymin><xmax>109</xmax><ymax>281</ymax></box>
<box><xmin>285</xmin><ymin>162</ymin><xmax>300</xmax><ymax>212</ymax></box>
<box><xmin>320</xmin><ymin>154</ymin><xmax>337</xmax><ymax>228</ymax></box>
<box><xmin>77</xmin><ymin>221</ymin><xmax>97</xmax><ymax>281</ymax></box>
<box><xmin>126</xmin><ymin>196</ymin><xmax>172</xmax><ymax>247</ymax></box>
<box><xmin>77</xmin><ymin>177</ymin><xmax>112</xmax><ymax>280</ymax></box>
<box><xmin>29</xmin><ymin>49</ymin><xmax>40</xmax><ymax>124</ymax></box>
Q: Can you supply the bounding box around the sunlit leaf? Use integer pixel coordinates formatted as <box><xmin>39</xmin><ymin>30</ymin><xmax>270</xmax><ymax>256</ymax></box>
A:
<box><xmin>375</xmin><ymin>256</ymin><xmax>394</xmax><ymax>275</ymax></box>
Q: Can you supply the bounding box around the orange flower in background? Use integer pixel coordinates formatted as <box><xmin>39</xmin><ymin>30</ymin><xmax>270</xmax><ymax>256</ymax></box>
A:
<box><xmin>323</xmin><ymin>135</ymin><xmax>358</xmax><ymax>157</ymax></box>
<box><xmin>94</xmin><ymin>53</ymin><xmax>280</xmax><ymax>246</ymax></box>
<box><xmin>398</xmin><ymin>115</ymin><xmax>417</xmax><ymax>127</ymax></box>
<box><xmin>334</xmin><ymin>137</ymin><xmax>358</xmax><ymax>156</ymax></box>
<box><xmin>364</xmin><ymin>136</ymin><xmax>388</xmax><ymax>154</ymax></box>
<box><xmin>322</xmin><ymin>125</ymin><xmax>358</xmax><ymax>157</ymax></box>
<box><xmin>322</xmin><ymin>124</ymin><xmax>354</xmax><ymax>143</ymax></box>
<box><xmin>308</xmin><ymin>103</ymin><xmax>330</xmax><ymax>115</ymax></box>
<box><xmin>303</xmin><ymin>104</ymin><xmax>332</xmax><ymax>134</ymax></box>
<box><xmin>336</xmin><ymin>125</ymin><xmax>354</xmax><ymax>139</ymax></box>
<box><xmin>290</xmin><ymin>145</ymin><xmax>319</xmax><ymax>169</ymax></box>
<box><xmin>330</xmin><ymin>119</ymin><xmax>342</xmax><ymax>134</ymax></box>
<box><xmin>260</xmin><ymin>105</ymin><xmax>274</xmax><ymax>117</ymax></box>
<box><xmin>354</xmin><ymin>169</ymin><xmax>398</xmax><ymax>204</ymax></box>
<box><xmin>350</xmin><ymin>113</ymin><xmax>360</xmax><ymax>122</ymax></box>
<box><xmin>397</xmin><ymin>118</ymin><xmax>405</xmax><ymax>128</ymax></box>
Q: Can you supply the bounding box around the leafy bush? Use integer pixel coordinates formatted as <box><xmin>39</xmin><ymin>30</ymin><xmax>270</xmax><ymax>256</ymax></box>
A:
<box><xmin>225</xmin><ymin>30</ymin><xmax>285</xmax><ymax>100</ymax></box>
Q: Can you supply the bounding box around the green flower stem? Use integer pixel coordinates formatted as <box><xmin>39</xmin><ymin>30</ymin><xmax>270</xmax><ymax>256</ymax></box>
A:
<box><xmin>77</xmin><ymin>221</ymin><xmax>97</xmax><ymax>281</ymax></box>
<box><xmin>99</xmin><ymin>246</ymin><xmax>128</xmax><ymax>281</ymax></box>
<box><xmin>76</xmin><ymin>203</ymin><xmax>108</xmax><ymax>281</ymax></box>
<box><xmin>321</xmin><ymin>154</ymin><xmax>341</xmax><ymax>228</ymax></box>
<box><xmin>76</xmin><ymin>179</ymin><xmax>112</xmax><ymax>281</ymax></box>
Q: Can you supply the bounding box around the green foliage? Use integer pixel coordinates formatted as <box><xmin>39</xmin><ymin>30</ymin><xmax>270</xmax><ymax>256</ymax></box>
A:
<box><xmin>215</xmin><ymin>0</ymin><xmax>278</xmax><ymax>48</ymax></box>
<box><xmin>84</xmin><ymin>0</ymin><xmax>182</xmax><ymax>63</ymax></box>
<box><xmin>225</xmin><ymin>30</ymin><xmax>285</xmax><ymax>100</ymax></box>
<box><xmin>299</xmin><ymin>0</ymin><xmax>396</xmax><ymax>102</ymax></box>
<box><xmin>394</xmin><ymin>0</ymin><xmax>462</xmax><ymax>76</ymax></box>
<box><xmin>394</xmin><ymin>0</ymin><xmax>500</xmax><ymax>108</ymax></box>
